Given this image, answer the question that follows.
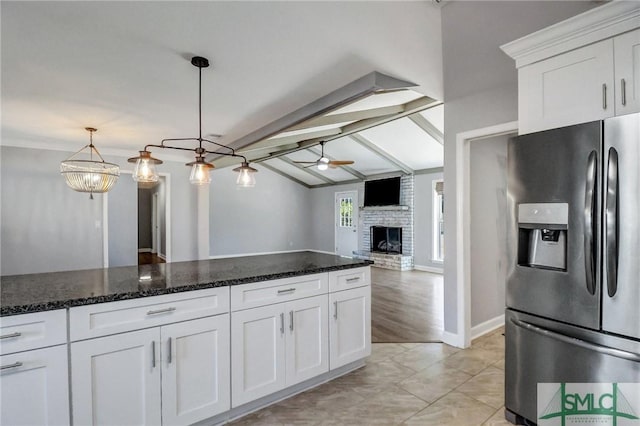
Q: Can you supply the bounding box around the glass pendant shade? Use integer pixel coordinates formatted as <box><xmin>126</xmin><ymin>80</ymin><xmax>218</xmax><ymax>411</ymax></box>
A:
<box><xmin>188</xmin><ymin>157</ymin><xmax>214</xmax><ymax>185</ymax></box>
<box><xmin>128</xmin><ymin>151</ymin><xmax>162</xmax><ymax>183</ymax></box>
<box><xmin>317</xmin><ymin>157</ymin><xmax>330</xmax><ymax>171</ymax></box>
<box><xmin>233</xmin><ymin>162</ymin><xmax>258</xmax><ymax>188</ymax></box>
<box><xmin>60</xmin><ymin>128</ymin><xmax>119</xmax><ymax>195</ymax></box>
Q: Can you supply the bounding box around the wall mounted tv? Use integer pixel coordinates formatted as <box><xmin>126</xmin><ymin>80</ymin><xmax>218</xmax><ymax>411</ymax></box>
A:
<box><xmin>364</xmin><ymin>176</ymin><xmax>401</xmax><ymax>206</ymax></box>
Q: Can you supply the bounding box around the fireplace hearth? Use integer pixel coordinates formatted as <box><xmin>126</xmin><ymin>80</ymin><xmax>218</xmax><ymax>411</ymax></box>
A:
<box><xmin>370</xmin><ymin>226</ymin><xmax>402</xmax><ymax>254</ymax></box>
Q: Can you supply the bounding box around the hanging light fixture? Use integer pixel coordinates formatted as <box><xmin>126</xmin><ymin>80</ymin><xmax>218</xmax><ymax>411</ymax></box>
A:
<box><xmin>60</xmin><ymin>127</ymin><xmax>120</xmax><ymax>199</ymax></box>
<box><xmin>129</xmin><ymin>56</ymin><xmax>257</xmax><ymax>186</ymax></box>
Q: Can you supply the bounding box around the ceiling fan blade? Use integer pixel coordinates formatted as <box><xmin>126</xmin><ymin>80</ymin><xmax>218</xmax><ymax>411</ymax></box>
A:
<box><xmin>328</xmin><ymin>160</ymin><xmax>354</xmax><ymax>166</ymax></box>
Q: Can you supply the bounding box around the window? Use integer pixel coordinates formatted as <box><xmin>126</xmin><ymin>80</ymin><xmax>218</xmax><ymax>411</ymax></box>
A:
<box><xmin>432</xmin><ymin>180</ymin><xmax>444</xmax><ymax>262</ymax></box>
<box><xmin>339</xmin><ymin>197</ymin><xmax>354</xmax><ymax>227</ymax></box>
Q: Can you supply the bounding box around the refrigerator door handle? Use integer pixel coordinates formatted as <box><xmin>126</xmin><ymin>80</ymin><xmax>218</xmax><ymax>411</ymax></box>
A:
<box><xmin>606</xmin><ymin>148</ymin><xmax>619</xmax><ymax>298</ymax></box>
<box><xmin>511</xmin><ymin>318</ymin><xmax>640</xmax><ymax>362</ymax></box>
<box><xmin>584</xmin><ymin>150</ymin><xmax>597</xmax><ymax>295</ymax></box>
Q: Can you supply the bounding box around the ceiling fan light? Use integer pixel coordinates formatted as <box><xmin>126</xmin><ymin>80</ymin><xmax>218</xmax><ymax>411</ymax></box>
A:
<box><xmin>187</xmin><ymin>157</ymin><xmax>214</xmax><ymax>185</ymax></box>
<box><xmin>317</xmin><ymin>157</ymin><xmax>330</xmax><ymax>171</ymax></box>
<box><xmin>233</xmin><ymin>162</ymin><xmax>258</xmax><ymax>188</ymax></box>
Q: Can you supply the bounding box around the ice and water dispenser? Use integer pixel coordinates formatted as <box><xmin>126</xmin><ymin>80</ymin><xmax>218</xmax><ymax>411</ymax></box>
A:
<box><xmin>517</xmin><ymin>203</ymin><xmax>568</xmax><ymax>271</ymax></box>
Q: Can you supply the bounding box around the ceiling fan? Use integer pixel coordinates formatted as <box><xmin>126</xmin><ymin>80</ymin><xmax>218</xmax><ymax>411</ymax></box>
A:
<box><xmin>293</xmin><ymin>142</ymin><xmax>354</xmax><ymax>171</ymax></box>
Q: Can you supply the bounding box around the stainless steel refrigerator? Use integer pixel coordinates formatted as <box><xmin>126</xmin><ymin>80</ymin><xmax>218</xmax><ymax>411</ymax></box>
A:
<box><xmin>505</xmin><ymin>113</ymin><xmax>640</xmax><ymax>424</ymax></box>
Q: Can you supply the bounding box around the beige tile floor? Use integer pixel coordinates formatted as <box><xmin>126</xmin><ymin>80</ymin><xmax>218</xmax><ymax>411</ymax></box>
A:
<box><xmin>231</xmin><ymin>328</ymin><xmax>511</xmax><ymax>425</ymax></box>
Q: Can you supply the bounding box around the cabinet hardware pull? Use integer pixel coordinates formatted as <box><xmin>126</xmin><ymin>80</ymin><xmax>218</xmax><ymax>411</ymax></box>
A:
<box><xmin>0</xmin><ymin>332</ymin><xmax>21</xmax><ymax>340</ymax></box>
<box><xmin>146</xmin><ymin>307</ymin><xmax>176</xmax><ymax>316</ymax></box>
<box><xmin>621</xmin><ymin>78</ymin><xmax>627</xmax><ymax>106</ymax></box>
<box><xmin>277</xmin><ymin>288</ymin><xmax>296</xmax><ymax>295</ymax></box>
<box><xmin>334</xmin><ymin>301</ymin><xmax>338</xmax><ymax>319</ymax></box>
<box><xmin>289</xmin><ymin>311</ymin><xmax>294</xmax><ymax>332</ymax></box>
<box><xmin>0</xmin><ymin>361</ymin><xmax>23</xmax><ymax>371</ymax></box>
<box><xmin>346</xmin><ymin>277</ymin><xmax>360</xmax><ymax>283</ymax></box>
<box><xmin>151</xmin><ymin>341</ymin><xmax>156</xmax><ymax>368</ymax></box>
<box><xmin>602</xmin><ymin>83</ymin><xmax>607</xmax><ymax>110</ymax></box>
<box><xmin>167</xmin><ymin>337</ymin><xmax>172</xmax><ymax>364</ymax></box>
<box><xmin>280</xmin><ymin>313</ymin><xmax>285</xmax><ymax>334</ymax></box>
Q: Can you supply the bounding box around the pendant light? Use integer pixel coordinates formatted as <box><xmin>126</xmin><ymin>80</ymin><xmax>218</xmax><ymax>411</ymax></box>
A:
<box><xmin>129</xmin><ymin>56</ymin><xmax>257</xmax><ymax>186</ymax></box>
<box><xmin>60</xmin><ymin>127</ymin><xmax>120</xmax><ymax>199</ymax></box>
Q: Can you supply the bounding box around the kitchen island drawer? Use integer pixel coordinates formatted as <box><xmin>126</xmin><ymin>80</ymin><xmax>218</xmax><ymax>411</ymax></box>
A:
<box><xmin>231</xmin><ymin>273</ymin><xmax>328</xmax><ymax>311</ymax></box>
<box><xmin>70</xmin><ymin>286</ymin><xmax>229</xmax><ymax>341</ymax></box>
<box><xmin>0</xmin><ymin>310</ymin><xmax>67</xmax><ymax>355</ymax></box>
<box><xmin>328</xmin><ymin>267</ymin><xmax>371</xmax><ymax>292</ymax></box>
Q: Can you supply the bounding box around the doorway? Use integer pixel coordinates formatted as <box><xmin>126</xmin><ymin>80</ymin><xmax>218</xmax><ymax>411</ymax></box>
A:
<box><xmin>334</xmin><ymin>190</ymin><xmax>358</xmax><ymax>257</ymax></box>
<box><xmin>137</xmin><ymin>183</ymin><xmax>166</xmax><ymax>265</ymax></box>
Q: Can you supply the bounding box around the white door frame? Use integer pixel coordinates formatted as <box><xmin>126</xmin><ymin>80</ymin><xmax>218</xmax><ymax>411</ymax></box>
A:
<box><xmin>334</xmin><ymin>190</ymin><xmax>359</xmax><ymax>256</ymax></box>
<box><xmin>103</xmin><ymin>172</ymin><xmax>172</xmax><ymax>267</ymax></box>
<box><xmin>448</xmin><ymin>121</ymin><xmax>518</xmax><ymax>348</ymax></box>
<box><xmin>151</xmin><ymin>192</ymin><xmax>158</xmax><ymax>254</ymax></box>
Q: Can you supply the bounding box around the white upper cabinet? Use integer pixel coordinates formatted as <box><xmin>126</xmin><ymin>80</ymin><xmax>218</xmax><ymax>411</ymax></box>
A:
<box><xmin>614</xmin><ymin>28</ymin><xmax>640</xmax><ymax>116</ymax></box>
<box><xmin>501</xmin><ymin>2</ymin><xmax>640</xmax><ymax>134</ymax></box>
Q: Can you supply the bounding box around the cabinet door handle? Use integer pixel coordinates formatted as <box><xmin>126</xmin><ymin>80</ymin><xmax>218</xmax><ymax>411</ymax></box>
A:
<box><xmin>277</xmin><ymin>288</ymin><xmax>296</xmax><ymax>295</ymax></box>
<box><xmin>167</xmin><ymin>337</ymin><xmax>172</xmax><ymax>365</ymax></box>
<box><xmin>289</xmin><ymin>311</ymin><xmax>294</xmax><ymax>332</ymax></box>
<box><xmin>621</xmin><ymin>78</ymin><xmax>627</xmax><ymax>106</ymax></box>
<box><xmin>151</xmin><ymin>341</ymin><xmax>156</xmax><ymax>368</ymax></box>
<box><xmin>346</xmin><ymin>277</ymin><xmax>360</xmax><ymax>283</ymax></box>
<box><xmin>280</xmin><ymin>313</ymin><xmax>285</xmax><ymax>334</ymax></box>
<box><xmin>603</xmin><ymin>83</ymin><xmax>607</xmax><ymax>110</ymax></box>
<box><xmin>146</xmin><ymin>307</ymin><xmax>176</xmax><ymax>316</ymax></box>
<box><xmin>333</xmin><ymin>301</ymin><xmax>338</xmax><ymax>320</ymax></box>
<box><xmin>0</xmin><ymin>332</ymin><xmax>21</xmax><ymax>340</ymax></box>
<box><xmin>0</xmin><ymin>361</ymin><xmax>22</xmax><ymax>371</ymax></box>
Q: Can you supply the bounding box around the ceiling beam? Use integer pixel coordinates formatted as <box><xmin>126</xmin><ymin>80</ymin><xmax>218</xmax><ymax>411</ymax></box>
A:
<box><xmin>277</xmin><ymin>156</ymin><xmax>336</xmax><ymax>185</ymax></box>
<box><xmin>348</xmin><ymin>134</ymin><xmax>414</xmax><ymax>175</ymax></box>
<box><xmin>310</xmin><ymin>179</ymin><xmax>362</xmax><ymax>189</ymax></box>
<box><xmin>287</xmin><ymin>104</ymin><xmax>404</xmax><ymax>132</ymax></box>
<box><xmin>306</xmin><ymin>147</ymin><xmax>366</xmax><ymax>181</ymax></box>
<box><xmin>259</xmin><ymin>162</ymin><xmax>311</xmax><ymax>188</ymax></box>
<box><xmin>408</xmin><ymin>113</ymin><xmax>444</xmax><ymax>145</ymax></box>
<box><xmin>415</xmin><ymin>167</ymin><xmax>444</xmax><ymax>175</ymax></box>
<box><xmin>240</xmin><ymin>128</ymin><xmax>342</xmax><ymax>152</ymax></box>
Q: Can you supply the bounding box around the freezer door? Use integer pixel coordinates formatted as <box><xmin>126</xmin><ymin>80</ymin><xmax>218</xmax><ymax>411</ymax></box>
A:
<box><xmin>507</xmin><ymin>121</ymin><xmax>602</xmax><ymax>330</ymax></box>
<box><xmin>505</xmin><ymin>309</ymin><xmax>640</xmax><ymax>425</ymax></box>
<box><xmin>603</xmin><ymin>114</ymin><xmax>640</xmax><ymax>340</ymax></box>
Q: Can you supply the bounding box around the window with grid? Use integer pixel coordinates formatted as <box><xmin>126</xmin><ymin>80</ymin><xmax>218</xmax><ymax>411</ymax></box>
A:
<box><xmin>339</xmin><ymin>197</ymin><xmax>354</xmax><ymax>227</ymax></box>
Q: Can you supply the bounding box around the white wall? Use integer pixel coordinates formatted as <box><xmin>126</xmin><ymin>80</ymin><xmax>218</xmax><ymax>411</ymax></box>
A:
<box><xmin>414</xmin><ymin>170</ymin><xmax>443</xmax><ymax>271</ymax></box>
<box><xmin>470</xmin><ymin>136</ymin><xmax>508</xmax><ymax>327</ymax></box>
<box><xmin>441</xmin><ymin>1</ymin><xmax>598</xmax><ymax>335</ymax></box>
<box><xmin>208</xmin><ymin>165</ymin><xmax>312</xmax><ymax>256</ymax></box>
<box><xmin>0</xmin><ymin>146</ymin><xmax>199</xmax><ymax>275</ymax></box>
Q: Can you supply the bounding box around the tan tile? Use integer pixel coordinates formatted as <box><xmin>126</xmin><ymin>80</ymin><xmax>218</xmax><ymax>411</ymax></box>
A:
<box><xmin>339</xmin><ymin>359</ymin><xmax>417</xmax><ymax>386</ymax></box>
<box><xmin>493</xmin><ymin>358</ymin><xmax>505</xmax><ymax>370</ymax></box>
<box><xmin>403</xmin><ymin>391</ymin><xmax>496</xmax><ymax>426</ymax></box>
<box><xmin>442</xmin><ymin>347</ymin><xmax>500</xmax><ymax>375</ymax></box>
<box><xmin>473</xmin><ymin>331</ymin><xmax>505</xmax><ymax>355</ymax></box>
<box><xmin>276</xmin><ymin>382</ymin><xmax>365</xmax><ymax>411</ymax></box>
<box><xmin>456</xmin><ymin>366</ymin><xmax>504</xmax><ymax>408</ymax></box>
<box><xmin>229</xmin><ymin>407</ymin><xmax>283</xmax><ymax>425</ymax></box>
<box><xmin>368</xmin><ymin>343</ymin><xmax>408</xmax><ymax>363</ymax></box>
<box><xmin>483</xmin><ymin>407</ymin><xmax>513</xmax><ymax>426</ymax></box>
<box><xmin>392</xmin><ymin>343</ymin><xmax>460</xmax><ymax>372</ymax></box>
<box><xmin>336</xmin><ymin>386</ymin><xmax>429</xmax><ymax>425</ymax></box>
<box><xmin>398</xmin><ymin>362</ymin><xmax>472</xmax><ymax>403</ymax></box>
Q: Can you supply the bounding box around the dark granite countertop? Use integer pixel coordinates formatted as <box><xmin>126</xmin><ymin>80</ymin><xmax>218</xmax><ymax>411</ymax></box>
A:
<box><xmin>0</xmin><ymin>251</ymin><xmax>372</xmax><ymax>316</ymax></box>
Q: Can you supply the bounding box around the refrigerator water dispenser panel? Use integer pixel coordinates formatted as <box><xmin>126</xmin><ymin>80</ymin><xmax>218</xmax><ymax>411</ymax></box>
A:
<box><xmin>517</xmin><ymin>203</ymin><xmax>568</xmax><ymax>271</ymax></box>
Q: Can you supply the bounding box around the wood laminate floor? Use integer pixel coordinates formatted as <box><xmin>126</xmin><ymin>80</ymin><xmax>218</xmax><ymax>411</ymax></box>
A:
<box><xmin>138</xmin><ymin>252</ymin><xmax>166</xmax><ymax>265</ymax></box>
<box><xmin>371</xmin><ymin>267</ymin><xmax>444</xmax><ymax>343</ymax></box>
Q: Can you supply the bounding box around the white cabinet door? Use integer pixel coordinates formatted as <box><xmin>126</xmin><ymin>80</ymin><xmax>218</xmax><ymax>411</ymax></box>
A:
<box><xmin>518</xmin><ymin>39</ymin><xmax>615</xmax><ymax>134</ymax></box>
<box><xmin>71</xmin><ymin>328</ymin><xmax>161</xmax><ymax>426</ymax></box>
<box><xmin>161</xmin><ymin>315</ymin><xmax>230</xmax><ymax>426</ymax></box>
<box><xmin>285</xmin><ymin>295</ymin><xmax>329</xmax><ymax>386</ymax></box>
<box><xmin>231</xmin><ymin>304</ymin><xmax>286</xmax><ymax>407</ymax></box>
<box><xmin>0</xmin><ymin>345</ymin><xmax>69</xmax><ymax>426</ymax></box>
<box><xmin>614</xmin><ymin>28</ymin><xmax>640</xmax><ymax>116</ymax></box>
<box><xmin>329</xmin><ymin>286</ymin><xmax>371</xmax><ymax>370</ymax></box>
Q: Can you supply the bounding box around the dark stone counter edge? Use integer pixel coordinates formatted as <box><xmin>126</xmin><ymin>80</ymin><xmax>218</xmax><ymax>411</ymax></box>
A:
<box><xmin>0</xmin><ymin>261</ymin><xmax>373</xmax><ymax>317</ymax></box>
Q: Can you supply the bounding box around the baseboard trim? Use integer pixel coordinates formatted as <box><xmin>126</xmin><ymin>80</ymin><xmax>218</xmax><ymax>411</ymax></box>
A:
<box><xmin>413</xmin><ymin>265</ymin><xmax>443</xmax><ymax>274</ymax></box>
<box><xmin>137</xmin><ymin>248</ymin><xmax>152</xmax><ymax>253</ymax></box>
<box><xmin>441</xmin><ymin>331</ymin><xmax>466</xmax><ymax>349</ymax></box>
<box><xmin>471</xmin><ymin>314</ymin><xmax>505</xmax><ymax>340</ymax></box>
<box><xmin>157</xmin><ymin>253</ymin><xmax>166</xmax><ymax>261</ymax></box>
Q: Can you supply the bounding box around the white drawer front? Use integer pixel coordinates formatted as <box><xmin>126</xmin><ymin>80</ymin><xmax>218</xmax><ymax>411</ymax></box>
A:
<box><xmin>69</xmin><ymin>287</ymin><xmax>229</xmax><ymax>341</ymax></box>
<box><xmin>328</xmin><ymin>267</ymin><xmax>371</xmax><ymax>292</ymax></box>
<box><xmin>0</xmin><ymin>310</ymin><xmax>67</xmax><ymax>355</ymax></box>
<box><xmin>231</xmin><ymin>274</ymin><xmax>328</xmax><ymax>311</ymax></box>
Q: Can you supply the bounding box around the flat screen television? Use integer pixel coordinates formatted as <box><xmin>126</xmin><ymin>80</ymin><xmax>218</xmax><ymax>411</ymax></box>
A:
<box><xmin>364</xmin><ymin>177</ymin><xmax>401</xmax><ymax>206</ymax></box>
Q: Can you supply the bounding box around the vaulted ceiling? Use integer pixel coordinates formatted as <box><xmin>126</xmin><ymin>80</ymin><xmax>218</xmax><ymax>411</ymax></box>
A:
<box><xmin>1</xmin><ymin>1</ymin><xmax>444</xmax><ymax>187</ymax></box>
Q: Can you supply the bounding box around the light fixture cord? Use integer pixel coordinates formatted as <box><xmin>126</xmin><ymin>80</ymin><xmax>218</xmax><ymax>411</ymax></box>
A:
<box><xmin>198</xmin><ymin>64</ymin><xmax>203</xmax><ymax>150</ymax></box>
